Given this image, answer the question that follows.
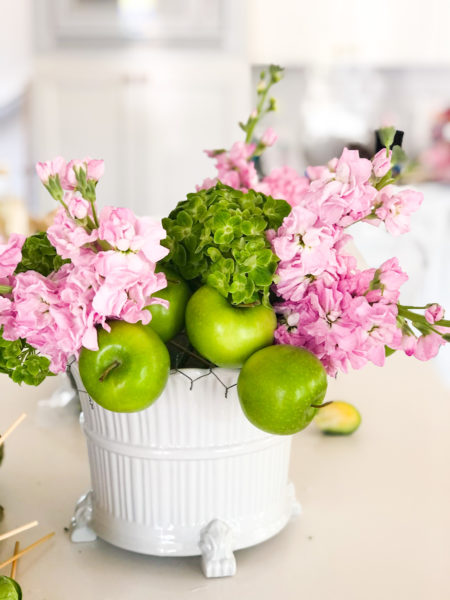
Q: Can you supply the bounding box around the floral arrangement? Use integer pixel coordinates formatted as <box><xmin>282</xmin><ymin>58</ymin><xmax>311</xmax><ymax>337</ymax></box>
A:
<box><xmin>194</xmin><ymin>66</ymin><xmax>450</xmax><ymax>377</ymax></box>
<box><xmin>0</xmin><ymin>65</ymin><xmax>448</xmax><ymax>427</ymax></box>
<box><xmin>0</xmin><ymin>159</ymin><xmax>169</xmax><ymax>384</ymax></box>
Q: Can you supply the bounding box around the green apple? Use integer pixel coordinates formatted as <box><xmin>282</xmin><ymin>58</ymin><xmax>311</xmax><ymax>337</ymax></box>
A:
<box><xmin>79</xmin><ymin>321</ymin><xmax>170</xmax><ymax>413</ymax></box>
<box><xmin>0</xmin><ymin>576</ymin><xmax>22</xmax><ymax>600</ymax></box>
<box><xmin>314</xmin><ymin>401</ymin><xmax>361</xmax><ymax>435</ymax></box>
<box><xmin>237</xmin><ymin>344</ymin><xmax>328</xmax><ymax>435</ymax></box>
<box><xmin>185</xmin><ymin>285</ymin><xmax>276</xmax><ymax>368</ymax></box>
<box><xmin>146</xmin><ymin>267</ymin><xmax>191</xmax><ymax>342</ymax></box>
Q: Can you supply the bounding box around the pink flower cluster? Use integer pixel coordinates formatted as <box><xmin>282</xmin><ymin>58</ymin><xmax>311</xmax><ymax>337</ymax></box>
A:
<box><xmin>36</xmin><ymin>156</ymin><xmax>104</xmax><ymax>189</ymax></box>
<box><xmin>269</xmin><ymin>148</ymin><xmax>446</xmax><ymax>375</ymax></box>
<box><xmin>200</xmin><ymin>142</ymin><xmax>259</xmax><ymax>192</ymax></box>
<box><xmin>203</xmin><ymin>134</ymin><xmax>446</xmax><ymax>375</ymax></box>
<box><xmin>0</xmin><ymin>158</ymin><xmax>169</xmax><ymax>373</ymax></box>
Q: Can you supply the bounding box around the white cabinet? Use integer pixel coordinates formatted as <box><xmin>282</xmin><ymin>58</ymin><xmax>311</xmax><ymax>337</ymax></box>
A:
<box><xmin>31</xmin><ymin>51</ymin><xmax>250</xmax><ymax>216</ymax></box>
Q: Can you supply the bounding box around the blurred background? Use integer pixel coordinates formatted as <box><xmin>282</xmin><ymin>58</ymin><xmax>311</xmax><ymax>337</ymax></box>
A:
<box><xmin>1</xmin><ymin>0</ymin><xmax>450</xmax><ymax>377</ymax></box>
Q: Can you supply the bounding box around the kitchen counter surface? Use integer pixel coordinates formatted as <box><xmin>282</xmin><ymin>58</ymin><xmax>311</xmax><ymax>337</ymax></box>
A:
<box><xmin>1</xmin><ymin>353</ymin><xmax>449</xmax><ymax>600</ymax></box>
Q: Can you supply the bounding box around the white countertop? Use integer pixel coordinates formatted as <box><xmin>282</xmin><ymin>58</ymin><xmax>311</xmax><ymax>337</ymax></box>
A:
<box><xmin>1</xmin><ymin>353</ymin><xmax>450</xmax><ymax>600</ymax></box>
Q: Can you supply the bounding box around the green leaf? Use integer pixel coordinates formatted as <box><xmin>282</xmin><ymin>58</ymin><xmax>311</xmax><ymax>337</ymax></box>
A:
<box><xmin>15</xmin><ymin>232</ymin><xmax>68</xmax><ymax>277</ymax></box>
<box><xmin>391</xmin><ymin>145</ymin><xmax>408</xmax><ymax>165</ymax></box>
<box><xmin>213</xmin><ymin>228</ymin><xmax>234</xmax><ymax>245</ymax></box>
<box><xmin>207</xmin><ymin>247</ymin><xmax>222</xmax><ymax>262</ymax></box>
<box><xmin>206</xmin><ymin>272</ymin><xmax>229</xmax><ymax>297</ymax></box>
<box><xmin>162</xmin><ymin>183</ymin><xmax>290</xmax><ymax>305</ymax></box>
<box><xmin>0</xmin><ymin>327</ymin><xmax>52</xmax><ymax>386</ymax></box>
<box><xmin>378</xmin><ymin>126</ymin><xmax>396</xmax><ymax>150</ymax></box>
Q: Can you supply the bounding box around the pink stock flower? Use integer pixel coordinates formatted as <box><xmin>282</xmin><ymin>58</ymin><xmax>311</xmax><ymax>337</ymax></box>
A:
<box><xmin>200</xmin><ymin>142</ymin><xmax>258</xmax><ymax>191</ymax></box>
<box><xmin>335</xmin><ymin>148</ymin><xmax>373</xmax><ymax>188</ymax></box>
<box><xmin>414</xmin><ymin>332</ymin><xmax>445</xmax><ymax>361</ymax></box>
<box><xmin>377</xmin><ymin>257</ymin><xmax>408</xmax><ymax>303</ymax></box>
<box><xmin>306</xmin><ymin>165</ymin><xmax>332</xmax><ymax>181</ymax></box>
<box><xmin>261</xmin><ymin>127</ymin><xmax>278</xmax><ymax>147</ymax></box>
<box><xmin>63</xmin><ymin>157</ymin><xmax>105</xmax><ymax>189</ymax></box>
<box><xmin>372</xmin><ymin>148</ymin><xmax>392</xmax><ymax>178</ymax></box>
<box><xmin>259</xmin><ymin>166</ymin><xmax>309</xmax><ymax>207</ymax></box>
<box><xmin>374</xmin><ymin>186</ymin><xmax>423</xmax><ymax>235</ymax></box>
<box><xmin>67</xmin><ymin>192</ymin><xmax>91</xmax><ymax>220</ymax></box>
<box><xmin>92</xmin><ymin>251</ymin><xmax>167</xmax><ymax>321</ymax></box>
<box><xmin>0</xmin><ymin>233</ymin><xmax>25</xmax><ymax>278</ymax></box>
<box><xmin>35</xmin><ymin>156</ymin><xmax>66</xmax><ymax>185</ymax></box>
<box><xmin>47</xmin><ymin>206</ymin><xmax>98</xmax><ymax>262</ymax></box>
<box><xmin>425</xmin><ymin>303</ymin><xmax>444</xmax><ymax>324</ymax></box>
<box><xmin>98</xmin><ymin>207</ymin><xmax>169</xmax><ymax>262</ymax></box>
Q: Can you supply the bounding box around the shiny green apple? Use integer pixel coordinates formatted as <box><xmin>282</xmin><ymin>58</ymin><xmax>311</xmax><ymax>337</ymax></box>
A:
<box><xmin>79</xmin><ymin>321</ymin><xmax>170</xmax><ymax>412</ymax></box>
<box><xmin>185</xmin><ymin>285</ymin><xmax>276</xmax><ymax>367</ymax></box>
<box><xmin>0</xmin><ymin>576</ymin><xmax>22</xmax><ymax>600</ymax></box>
<box><xmin>146</xmin><ymin>267</ymin><xmax>191</xmax><ymax>342</ymax></box>
<box><xmin>237</xmin><ymin>344</ymin><xmax>328</xmax><ymax>435</ymax></box>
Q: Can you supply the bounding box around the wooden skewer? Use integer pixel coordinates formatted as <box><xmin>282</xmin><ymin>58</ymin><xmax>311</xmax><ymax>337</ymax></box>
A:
<box><xmin>0</xmin><ymin>532</ymin><xmax>55</xmax><ymax>570</ymax></box>
<box><xmin>0</xmin><ymin>413</ymin><xmax>27</xmax><ymax>446</ymax></box>
<box><xmin>10</xmin><ymin>542</ymin><xmax>19</xmax><ymax>579</ymax></box>
<box><xmin>0</xmin><ymin>520</ymin><xmax>39</xmax><ymax>542</ymax></box>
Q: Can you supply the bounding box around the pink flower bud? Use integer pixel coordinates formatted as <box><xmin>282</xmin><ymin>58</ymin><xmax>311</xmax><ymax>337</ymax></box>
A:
<box><xmin>35</xmin><ymin>157</ymin><xmax>66</xmax><ymax>185</ymax></box>
<box><xmin>64</xmin><ymin>157</ymin><xmax>105</xmax><ymax>190</ymax></box>
<box><xmin>372</xmin><ymin>148</ymin><xmax>392</xmax><ymax>178</ymax></box>
<box><xmin>86</xmin><ymin>159</ymin><xmax>105</xmax><ymax>182</ymax></box>
<box><xmin>67</xmin><ymin>192</ymin><xmax>90</xmax><ymax>220</ymax></box>
<box><xmin>425</xmin><ymin>303</ymin><xmax>444</xmax><ymax>324</ymax></box>
<box><xmin>261</xmin><ymin>127</ymin><xmax>278</xmax><ymax>147</ymax></box>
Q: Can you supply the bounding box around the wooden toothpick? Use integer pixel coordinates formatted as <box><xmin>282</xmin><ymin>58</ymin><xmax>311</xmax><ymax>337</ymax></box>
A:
<box><xmin>0</xmin><ymin>520</ymin><xmax>39</xmax><ymax>542</ymax></box>
<box><xmin>0</xmin><ymin>413</ymin><xmax>27</xmax><ymax>446</ymax></box>
<box><xmin>10</xmin><ymin>541</ymin><xmax>19</xmax><ymax>579</ymax></box>
<box><xmin>0</xmin><ymin>532</ymin><xmax>55</xmax><ymax>570</ymax></box>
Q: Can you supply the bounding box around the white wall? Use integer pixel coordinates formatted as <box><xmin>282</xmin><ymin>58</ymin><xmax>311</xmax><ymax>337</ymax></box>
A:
<box><xmin>248</xmin><ymin>0</ymin><xmax>450</xmax><ymax>67</ymax></box>
<box><xmin>0</xmin><ymin>0</ymin><xmax>32</xmax><ymax>107</ymax></box>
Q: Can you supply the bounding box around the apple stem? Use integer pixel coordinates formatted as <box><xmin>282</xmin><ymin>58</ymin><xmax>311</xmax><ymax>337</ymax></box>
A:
<box><xmin>99</xmin><ymin>360</ymin><xmax>121</xmax><ymax>382</ymax></box>
<box><xmin>311</xmin><ymin>401</ymin><xmax>334</xmax><ymax>409</ymax></box>
<box><xmin>168</xmin><ymin>340</ymin><xmax>216</xmax><ymax>368</ymax></box>
<box><xmin>236</xmin><ymin>301</ymin><xmax>261</xmax><ymax>308</ymax></box>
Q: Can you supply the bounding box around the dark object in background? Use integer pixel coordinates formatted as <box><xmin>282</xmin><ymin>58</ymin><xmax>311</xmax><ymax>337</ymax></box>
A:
<box><xmin>347</xmin><ymin>143</ymin><xmax>373</xmax><ymax>159</ymax></box>
<box><xmin>375</xmin><ymin>129</ymin><xmax>404</xmax><ymax>152</ymax></box>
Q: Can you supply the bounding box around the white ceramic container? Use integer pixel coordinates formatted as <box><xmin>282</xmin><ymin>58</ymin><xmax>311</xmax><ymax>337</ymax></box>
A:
<box><xmin>69</xmin><ymin>365</ymin><xmax>298</xmax><ymax>576</ymax></box>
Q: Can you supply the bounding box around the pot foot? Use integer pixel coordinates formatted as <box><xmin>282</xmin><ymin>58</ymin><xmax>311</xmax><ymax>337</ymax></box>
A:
<box><xmin>199</xmin><ymin>519</ymin><xmax>236</xmax><ymax>578</ymax></box>
<box><xmin>70</xmin><ymin>490</ymin><xmax>97</xmax><ymax>543</ymax></box>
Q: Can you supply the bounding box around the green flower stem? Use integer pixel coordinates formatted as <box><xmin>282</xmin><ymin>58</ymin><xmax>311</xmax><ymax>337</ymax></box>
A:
<box><xmin>89</xmin><ymin>199</ymin><xmax>99</xmax><ymax>228</ymax></box>
<box><xmin>397</xmin><ymin>305</ymin><xmax>450</xmax><ymax>336</ymax></box>
<box><xmin>243</xmin><ymin>66</ymin><xmax>283</xmax><ymax>145</ymax></box>
<box><xmin>245</xmin><ymin>85</ymin><xmax>271</xmax><ymax>144</ymax></box>
<box><xmin>400</xmin><ymin>304</ymin><xmax>434</xmax><ymax>310</ymax></box>
<box><xmin>0</xmin><ymin>286</ymin><xmax>12</xmax><ymax>295</ymax></box>
<box><xmin>97</xmin><ymin>239</ymin><xmax>113</xmax><ymax>252</ymax></box>
<box><xmin>374</xmin><ymin>171</ymin><xmax>396</xmax><ymax>191</ymax></box>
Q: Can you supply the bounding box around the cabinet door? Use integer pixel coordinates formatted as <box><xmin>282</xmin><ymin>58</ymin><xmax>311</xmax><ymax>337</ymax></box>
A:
<box><xmin>30</xmin><ymin>53</ymin><xmax>250</xmax><ymax>216</ymax></box>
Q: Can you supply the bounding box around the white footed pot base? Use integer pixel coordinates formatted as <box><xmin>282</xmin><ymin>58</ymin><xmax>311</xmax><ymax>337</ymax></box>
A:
<box><xmin>69</xmin><ymin>367</ymin><xmax>300</xmax><ymax>578</ymax></box>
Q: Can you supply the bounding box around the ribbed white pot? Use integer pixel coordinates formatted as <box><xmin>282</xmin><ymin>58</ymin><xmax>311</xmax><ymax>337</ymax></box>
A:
<box><xmin>70</xmin><ymin>365</ymin><xmax>297</xmax><ymax>558</ymax></box>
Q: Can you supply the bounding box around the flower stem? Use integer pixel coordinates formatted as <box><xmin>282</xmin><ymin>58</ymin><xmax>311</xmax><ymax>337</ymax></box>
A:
<box><xmin>245</xmin><ymin>87</ymin><xmax>270</xmax><ymax>144</ymax></box>
<box><xmin>0</xmin><ymin>285</ymin><xmax>12</xmax><ymax>295</ymax></box>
